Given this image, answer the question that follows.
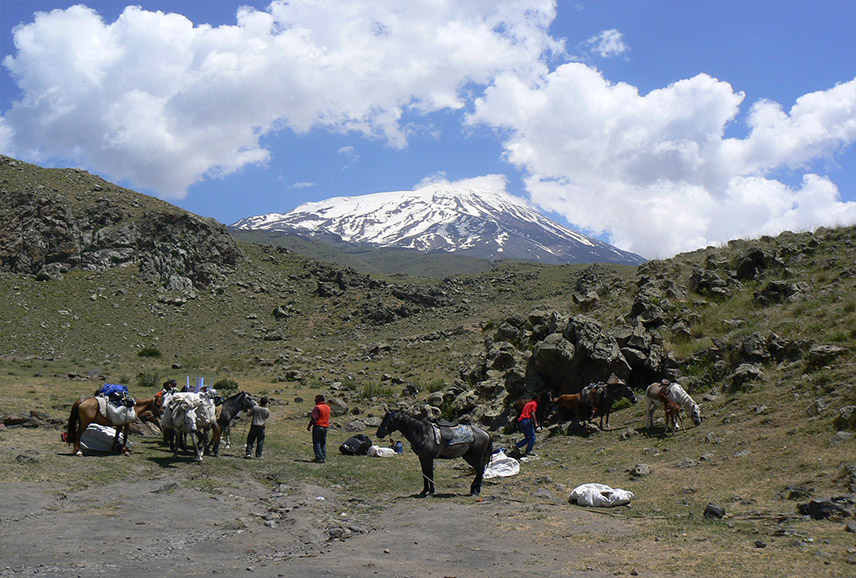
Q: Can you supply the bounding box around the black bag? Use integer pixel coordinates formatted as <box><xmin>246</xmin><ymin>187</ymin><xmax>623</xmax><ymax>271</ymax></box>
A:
<box><xmin>339</xmin><ymin>434</ymin><xmax>372</xmax><ymax>455</ymax></box>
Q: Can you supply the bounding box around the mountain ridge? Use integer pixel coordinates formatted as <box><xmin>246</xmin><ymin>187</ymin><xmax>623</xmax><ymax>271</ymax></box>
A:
<box><xmin>232</xmin><ymin>183</ymin><xmax>645</xmax><ymax>266</ymax></box>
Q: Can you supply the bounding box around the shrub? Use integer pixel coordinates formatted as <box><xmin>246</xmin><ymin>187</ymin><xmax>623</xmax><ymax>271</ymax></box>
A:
<box><xmin>213</xmin><ymin>378</ymin><xmax>239</xmax><ymax>392</ymax></box>
<box><xmin>136</xmin><ymin>371</ymin><xmax>160</xmax><ymax>389</ymax></box>
<box><xmin>359</xmin><ymin>382</ymin><xmax>396</xmax><ymax>400</ymax></box>
<box><xmin>426</xmin><ymin>379</ymin><xmax>447</xmax><ymax>393</ymax></box>
<box><xmin>138</xmin><ymin>346</ymin><xmax>162</xmax><ymax>358</ymax></box>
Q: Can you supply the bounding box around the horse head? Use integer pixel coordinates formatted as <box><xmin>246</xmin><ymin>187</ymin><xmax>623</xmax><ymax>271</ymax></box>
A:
<box><xmin>623</xmin><ymin>386</ymin><xmax>638</xmax><ymax>404</ymax></box>
<box><xmin>376</xmin><ymin>410</ymin><xmax>397</xmax><ymax>438</ymax></box>
<box><xmin>690</xmin><ymin>404</ymin><xmax>702</xmax><ymax>426</ymax></box>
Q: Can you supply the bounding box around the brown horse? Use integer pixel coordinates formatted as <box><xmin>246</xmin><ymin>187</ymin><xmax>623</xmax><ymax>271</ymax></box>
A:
<box><xmin>66</xmin><ymin>396</ymin><xmax>163</xmax><ymax>456</ymax></box>
<box><xmin>659</xmin><ymin>391</ymin><xmax>684</xmax><ymax>432</ymax></box>
<box><xmin>553</xmin><ymin>393</ymin><xmax>594</xmax><ymax>425</ymax></box>
<box><xmin>553</xmin><ymin>383</ymin><xmax>637</xmax><ymax>430</ymax></box>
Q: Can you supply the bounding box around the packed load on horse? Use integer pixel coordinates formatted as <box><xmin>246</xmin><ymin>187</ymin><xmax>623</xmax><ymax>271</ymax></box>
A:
<box><xmin>376</xmin><ymin>410</ymin><xmax>493</xmax><ymax>497</ymax></box>
<box><xmin>160</xmin><ymin>390</ymin><xmax>221</xmax><ymax>461</ymax></box>
<box><xmin>66</xmin><ymin>385</ymin><xmax>163</xmax><ymax>456</ymax></box>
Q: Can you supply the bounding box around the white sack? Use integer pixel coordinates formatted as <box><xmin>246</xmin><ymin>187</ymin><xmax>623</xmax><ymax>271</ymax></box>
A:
<box><xmin>79</xmin><ymin>424</ymin><xmax>132</xmax><ymax>453</ymax></box>
<box><xmin>568</xmin><ymin>483</ymin><xmax>635</xmax><ymax>507</ymax></box>
<box><xmin>483</xmin><ymin>450</ymin><xmax>520</xmax><ymax>479</ymax></box>
<box><xmin>367</xmin><ymin>445</ymin><xmax>397</xmax><ymax>457</ymax></box>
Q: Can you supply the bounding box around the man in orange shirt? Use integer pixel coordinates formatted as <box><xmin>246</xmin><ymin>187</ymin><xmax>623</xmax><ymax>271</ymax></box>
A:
<box><xmin>307</xmin><ymin>394</ymin><xmax>331</xmax><ymax>463</ymax></box>
<box><xmin>515</xmin><ymin>394</ymin><xmax>540</xmax><ymax>456</ymax></box>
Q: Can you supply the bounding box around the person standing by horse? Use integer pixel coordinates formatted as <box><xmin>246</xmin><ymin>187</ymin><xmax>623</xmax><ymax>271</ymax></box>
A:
<box><xmin>244</xmin><ymin>396</ymin><xmax>270</xmax><ymax>459</ymax></box>
<box><xmin>515</xmin><ymin>394</ymin><xmax>541</xmax><ymax>456</ymax></box>
<box><xmin>307</xmin><ymin>394</ymin><xmax>330</xmax><ymax>463</ymax></box>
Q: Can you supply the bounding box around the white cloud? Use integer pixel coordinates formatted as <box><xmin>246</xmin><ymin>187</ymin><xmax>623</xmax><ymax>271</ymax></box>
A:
<box><xmin>2</xmin><ymin>0</ymin><xmax>561</xmax><ymax>198</ymax></box>
<box><xmin>469</xmin><ymin>66</ymin><xmax>856</xmax><ymax>257</ymax></box>
<box><xmin>289</xmin><ymin>181</ymin><xmax>316</xmax><ymax>190</ymax></box>
<box><xmin>0</xmin><ymin>116</ymin><xmax>13</xmax><ymax>155</ymax></box>
<box><xmin>582</xmin><ymin>29</ymin><xmax>628</xmax><ymax>59</ymax></box>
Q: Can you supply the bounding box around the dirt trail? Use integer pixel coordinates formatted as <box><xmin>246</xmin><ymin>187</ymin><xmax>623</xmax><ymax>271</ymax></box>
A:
<box><xmin>0</xmin><ymin>477</ymin><xmax>633</xmax><ymax>578</ymax></box>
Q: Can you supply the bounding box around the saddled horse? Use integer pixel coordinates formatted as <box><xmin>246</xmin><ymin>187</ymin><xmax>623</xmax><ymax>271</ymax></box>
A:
<box><xmin>646</xmin><ymin>381</ymin><xmax>702</xmax><ymax>430</ymax></box>
<box><xmin>591</xmin><ymin>383</ymin><xmax>637</xmax><ymax>430</ymax></box>
<box><xmin>376</xmin><ymin>411</ymin><xmax>493</xmax><ymax>497</ymax></box>
<box><xmin>66</xmin><ymin>396</ymin><xmax>163</xmax><ymax>456</ymax></box>
<box><xmin>217</xmin><ymin>391</ymin><xmax>256</xmax><ymax>449</ymax></box>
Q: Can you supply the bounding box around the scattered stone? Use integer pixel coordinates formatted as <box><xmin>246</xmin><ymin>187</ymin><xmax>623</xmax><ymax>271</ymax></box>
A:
<box><xmin>798</xmin><ymin>497</ymin><xmax>855</xmax><ymax>520</ymax></box>
<box><xmin>829</xmin><ymin>431</ymin><xmax>854</xmax><ymax>446</ymax></box>
<box><xmin>754</xmin><ymin>540</ymin><xmax>766</xmax><ymax>548</ymax></box>
<box><xmin>630</xmin><ymin>464</ymin><xmax>651</xmax><ymax>477</ymax></box>
<box><xmin>703</xmin><ymin>503</ymin><xmax>726</xmax><ymax>519</ymax></box>
<box><xmin>675</xmin><ymin>458</ymin><xmax>697</xmax><ymax>469</ymax></box>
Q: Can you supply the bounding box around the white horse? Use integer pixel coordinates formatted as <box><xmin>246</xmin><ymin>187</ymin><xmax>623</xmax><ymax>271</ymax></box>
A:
<box><xmin>161</xmin><ymin>391</ymin><xmax>221</xmax><ymax>461</ymax></box>
<box><xmin>645</xmin><ymin>381</ymin><xmax>701</xmax><ymax>429</ymax></box>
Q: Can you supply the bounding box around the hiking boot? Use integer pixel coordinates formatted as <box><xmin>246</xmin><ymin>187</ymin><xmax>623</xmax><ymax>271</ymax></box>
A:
<box><xmin>244</xmin><ymin>454</ymin><xmax>252</xmax><ymax>459</ymax></box>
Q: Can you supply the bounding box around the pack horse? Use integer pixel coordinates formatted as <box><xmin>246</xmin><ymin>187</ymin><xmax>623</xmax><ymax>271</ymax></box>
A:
<box><xmin>376</xmin><ymin>411</ymin><xmax>493</xmax><ymax>497</ymax></box>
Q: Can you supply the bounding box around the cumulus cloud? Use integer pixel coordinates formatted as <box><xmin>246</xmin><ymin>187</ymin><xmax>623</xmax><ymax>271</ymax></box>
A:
<box><xmin>469</xmin><ymin>65</ymin><xmax>856</xmax><ymax>257</ymax></box>
<box><xmin>2</xmin><ymin>0</ymin><xmax>560</xmax><ymax>197</ymax></box>
<box><xmin>582</xmin><ymin>29</ymin><xmax>629</xmax><ymax>58</ymax></box>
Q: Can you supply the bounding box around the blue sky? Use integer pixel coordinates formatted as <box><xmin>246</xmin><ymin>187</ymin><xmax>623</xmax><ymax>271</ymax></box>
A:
<box><xmin>1</xmin><ymin>0</ymin><xmax>854</xmax><ymax>258</ymax></box>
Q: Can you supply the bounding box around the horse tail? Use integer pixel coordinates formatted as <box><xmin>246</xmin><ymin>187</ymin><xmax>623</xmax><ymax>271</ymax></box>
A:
<box><xmin>66</xmin><ymin>401</ymin><xmax>79</xmax><ymax>444</ymax></box>
<box><xmin>482</xmin><ymin>434</ymin><xmax>494</xmax><ymax>471</ymax></box>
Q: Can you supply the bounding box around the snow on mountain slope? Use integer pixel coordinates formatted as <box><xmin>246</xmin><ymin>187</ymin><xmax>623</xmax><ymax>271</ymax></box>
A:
<box><xmin>232</xmin><ymin>183</ymin><xmax>645</xmax><ymax>265</ymax></box>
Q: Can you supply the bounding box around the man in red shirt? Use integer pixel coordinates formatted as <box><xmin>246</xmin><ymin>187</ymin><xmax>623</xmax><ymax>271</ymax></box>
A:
<box><xmin>307</xmin><ymin>394</ymin><xmax>331</xmax><ymax>463</ymax></box>
<box><xmin>515</xmin><ymin>394</ymin><xmax>540</xmax><ymax>456</ymax></box>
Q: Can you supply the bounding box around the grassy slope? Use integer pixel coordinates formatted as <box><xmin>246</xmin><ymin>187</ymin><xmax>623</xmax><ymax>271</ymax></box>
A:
<box><xmin>1</xmin><ymin>217</ymin><xmax>855</xmax><ymax>575</ymax></box>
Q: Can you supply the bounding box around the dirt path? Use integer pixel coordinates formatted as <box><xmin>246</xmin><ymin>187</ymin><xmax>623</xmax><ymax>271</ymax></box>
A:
<box><xmin>0</xmin><ymin>476</ymin><xmax>633</xmax><ymax>578</ymax></box>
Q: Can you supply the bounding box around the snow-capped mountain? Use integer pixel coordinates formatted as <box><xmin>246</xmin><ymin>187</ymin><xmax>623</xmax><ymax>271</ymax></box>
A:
<box><xmin>231</xmin><ymin>183</ymin><xmax>645</xmax><ymax>265</ymax></box>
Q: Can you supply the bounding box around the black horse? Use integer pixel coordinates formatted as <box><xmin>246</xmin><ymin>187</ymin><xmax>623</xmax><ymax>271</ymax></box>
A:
<box><xmin>376</xmin><ymin>411</ymin><xmax>493</xmax><ymax>497</ymax></box>
<box><xmin>591</xmin><ymin>383</ymin><xmax>637</xmax><ymax>430</ymax></box>
<box><xmin>217</xmin><ymin>391</ymin><xmax>256</xmax><ymax>449</ymax></box>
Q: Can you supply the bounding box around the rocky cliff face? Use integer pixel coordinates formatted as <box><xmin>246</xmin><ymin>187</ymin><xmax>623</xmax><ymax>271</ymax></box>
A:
<box><xmin>0</xmin><ymin>156</ymin><xmax>239</xmax><ymax>291</ymax></box>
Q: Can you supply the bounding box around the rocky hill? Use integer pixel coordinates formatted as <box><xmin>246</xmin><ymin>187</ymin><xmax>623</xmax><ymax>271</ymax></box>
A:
<box><xmin>0</xmin><ymin>156</ymin><xmax>239</xmax><ymax>292</ymax></box>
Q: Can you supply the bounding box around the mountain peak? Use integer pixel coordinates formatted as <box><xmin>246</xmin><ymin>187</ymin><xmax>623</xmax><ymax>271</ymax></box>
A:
<box><xmin>232</xmin><ymin>183</ymin><xmax>645</xmax><ymax>265</ymax></box>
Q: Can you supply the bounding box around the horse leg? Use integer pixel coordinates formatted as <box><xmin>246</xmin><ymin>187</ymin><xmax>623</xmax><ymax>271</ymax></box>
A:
<box><xmin>210</xmin><ymin>424</ymin><xmax>221</xmax><ymax>458</ymax></box>
<box><xmin>120</xmin><ymin>424</ymin><xmax>130</xmax><ymax>455</ymax></box>
<box><xmin>191</xmin><ymin>431</ymin><xmax>203</xmax><ymax>461</ymax></box>
<box><xmin>418</xmin><ymin>455</ymin><xmax>434</xmax><ymax>496</ymax></box>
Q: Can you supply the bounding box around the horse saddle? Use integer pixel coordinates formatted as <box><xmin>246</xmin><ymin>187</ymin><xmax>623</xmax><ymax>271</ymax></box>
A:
<box><xmin>96</xmin><ymin>395</ymin><xmax>136</xmax><ymax>425</ymax></box>
<box><xmin>432</xmin><ymin>424</ymin><xmax>474</xmax><ymax>446</ymax></box>
<box><xmin>647</xmin><ymin>384</ymin><xmax>672</xmax><ymax>401</ymax></box>
<box><xmin>580</xmin><ymin>383</ymin><xmax>603</xmax><ymax>406</ymax></box>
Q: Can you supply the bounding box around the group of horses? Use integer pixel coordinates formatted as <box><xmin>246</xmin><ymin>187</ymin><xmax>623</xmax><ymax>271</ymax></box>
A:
<box><xmin>65</xmin><ymin>377</ymin><xmax>701</xmax><ymax>499</ymax></box>
<box><xmin>547</xmin><ymin>379</ymin><xmax>702</xmax><ymax>433</ymax></box>
<box><xmin>65</xmin><ymin>389</ymin><xmax>257</xmax><ymax>461</ymax></box>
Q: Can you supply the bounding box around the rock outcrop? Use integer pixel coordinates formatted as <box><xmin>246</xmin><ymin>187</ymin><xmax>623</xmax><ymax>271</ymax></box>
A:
<box><xmin>0</xmin><ymin>156</ymin><xmax>239</xmax><ymax>290</ymax></box>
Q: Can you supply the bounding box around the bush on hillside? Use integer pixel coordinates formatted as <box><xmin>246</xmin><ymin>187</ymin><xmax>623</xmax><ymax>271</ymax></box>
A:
<box><xmin>213</xmin><ymin>378</ymin><xmax>239</xmax><ymax>392</ymax></box>
<box><xmin>138</xmin><ymin>346</ymin><xmax>162</xmax><ymax>358</ymax></box>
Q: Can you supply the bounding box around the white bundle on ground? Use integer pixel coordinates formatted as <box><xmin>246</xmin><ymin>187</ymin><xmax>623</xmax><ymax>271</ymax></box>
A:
<box><xmin>79</xmin><ymin>424</ymin><xmax>133</xmax><ymax>453</ymax></box>
<box><xmin>367</xmin><ymin>445</ymin><xmax>397</xmax><ymax>457</ymax></box>
<box><xmin>483</xmin><ymin>450</ymin><xmax>520</xmax><ymax>479</ymax></box>
<box><xmin>568</xmin><ymin>483</ymin><xmax>635</xmax><ymax>507</ymax></box>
